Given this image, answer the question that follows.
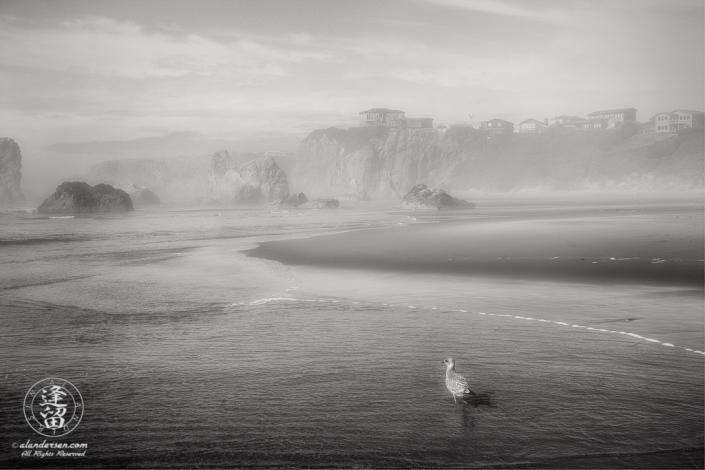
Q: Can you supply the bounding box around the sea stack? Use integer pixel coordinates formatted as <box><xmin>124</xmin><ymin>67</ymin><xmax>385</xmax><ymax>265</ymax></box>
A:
<box><xmin>0</xmin><ymin>137</ymin><xmax>26</xmax><ymax>204</ymax></box>
<box><xmin>37</xmin><ymin>182</ymin><xmax>134</xmax><ymax>214</ymax></box>
<box><xmin>122</xmin><ymin>184</ymin><xmax>161</xmax><ymax>205</ymax></box>
<box><xmin>400</xmin><ymin>184</ymin><xmax>475</xmax><ymax>210</ymax></box>
<box><xmin>208</xmin><ymin>150</ymin><xmax>289</xmax><ymax>204</ymax></box>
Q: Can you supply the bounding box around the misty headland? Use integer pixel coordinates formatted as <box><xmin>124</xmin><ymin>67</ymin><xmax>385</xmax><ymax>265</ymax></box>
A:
<box><xmin>11</xmin><ymin>120</ymin><xmax>703</xmax><ymax>204</ymax></box>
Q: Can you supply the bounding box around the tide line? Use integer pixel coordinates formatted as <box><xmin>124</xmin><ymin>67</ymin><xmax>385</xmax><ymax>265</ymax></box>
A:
<box><xmin>233</xmin><ymin>297</ymin><xmax>704</xmax><ymax>356</ymax></box>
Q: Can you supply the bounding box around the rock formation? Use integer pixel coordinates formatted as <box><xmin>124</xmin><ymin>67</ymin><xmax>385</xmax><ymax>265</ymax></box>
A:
<box><xmin>208</xmin><ymin>150</ymin><xmax>289</xmax><ymax>203</ymax></box>
<box><xmin>400</xmin><ymin>184</ymin><xmax>474</xmax><ymax>210</ymax></box>
<box><xmin>293</xmin><ymin>125</ymin><xmax>705</xmax><ymax>195</ymax></box>
<box><xmin>299</xmin><ymin>198</ymin><xmax>339</xmax><ymax>209</ymax></box>
<box><xmin>271</xmin><ymin>192</ymin><xmax>308</xmax><ymax>208</ymax></box>
<box><xmin>0</xmin><ymin>137</ymin><xmax>25</xmax><ymax>204</ymax></box>
<box><xmin>37</xmin><ymin>182</ymin><xmax>133</xmax><ymax>213</ymax></box>
<box><xmin>121</xmin><ymin>184</ymin><xmax>161</xmax><ymax>205</ymax></box>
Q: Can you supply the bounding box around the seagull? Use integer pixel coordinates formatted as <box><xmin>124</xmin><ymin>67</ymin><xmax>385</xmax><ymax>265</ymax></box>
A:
<box><xmin>443</xmin><ymin>357</ymin><xmax>474</xmax><ymax>403</ymax></box>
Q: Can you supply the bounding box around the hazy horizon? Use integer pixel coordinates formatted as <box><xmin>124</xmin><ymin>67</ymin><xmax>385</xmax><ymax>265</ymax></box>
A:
<box><xmin>1</xmin><ymin>0</ymin><xmax>703</xmax><ymax>147</ymax></box>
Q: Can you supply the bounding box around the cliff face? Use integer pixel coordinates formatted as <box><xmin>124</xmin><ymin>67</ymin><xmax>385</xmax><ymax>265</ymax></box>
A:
<box><xmin>293</xmin><ymin>126</ymin><xmax>705</xmax><ymax>196</ymax></box>
<box><xmin>208</xmin><ymin>150</ymin><xmax>289</xmax><ymax>203</ymax></box>
<box><xmin>0</xmin><ymin>137</ymin><xmax>25</xmax><ymax>204</ymax></box>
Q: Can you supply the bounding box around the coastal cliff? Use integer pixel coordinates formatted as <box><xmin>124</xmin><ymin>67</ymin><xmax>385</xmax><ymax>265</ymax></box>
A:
<box><xmin>293</xmin><ymin>126</ymin><xmax>705</xmax><ymax>196</ymax></box>
<box><xmin>0</xmin><ymin>137</ymin><xmax>25</xmax><ymax>204</ymax></box>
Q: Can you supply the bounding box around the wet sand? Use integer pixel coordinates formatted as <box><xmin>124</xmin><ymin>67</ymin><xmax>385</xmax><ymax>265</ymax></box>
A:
<box><xmin>245</xmin><ymin>202</ymin><xmax>704</xmax><ymax>288</ymax></box>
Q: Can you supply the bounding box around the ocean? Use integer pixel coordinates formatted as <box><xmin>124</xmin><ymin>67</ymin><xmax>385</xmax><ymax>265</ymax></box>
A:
<box><xmin>1</xmin><ymin>194</ymin><xmax>703</xmax><ymax>468</ymax></box>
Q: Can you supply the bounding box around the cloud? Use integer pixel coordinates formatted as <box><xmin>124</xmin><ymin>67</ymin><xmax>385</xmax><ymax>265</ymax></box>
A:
<box><xmin>418</xmin><ymin>0</ymin><xmax>565</xmax><ymax>22</ymax></box>
<box><xmin>0</xmin><ymin>16</ymin><xmax>335</xmax><ymax>80</ymax></box>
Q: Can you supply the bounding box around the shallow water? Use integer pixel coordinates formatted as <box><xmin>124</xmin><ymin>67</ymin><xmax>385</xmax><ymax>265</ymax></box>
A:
<box><xmin>1</xmin><ymin>197</ymin><xmax>703</xmax><ymax>468</ymax></box>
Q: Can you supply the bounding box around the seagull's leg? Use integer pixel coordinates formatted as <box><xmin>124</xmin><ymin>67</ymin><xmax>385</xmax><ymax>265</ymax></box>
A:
<box><xmin>453</xmin><ymin>395</ymin><xmax>457</xmax><ymax>405</ymax></box>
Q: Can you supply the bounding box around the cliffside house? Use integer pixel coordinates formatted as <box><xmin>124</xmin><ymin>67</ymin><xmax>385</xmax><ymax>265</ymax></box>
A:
<box><xmin>480</xmin><ymin>119</ymin><xmax>514</xmax><ymax>133</ymax></box>
<box><xmin>573</xmin><ymin>118</ymin><xmax>608</xmax><ymax>131</ymax></box>
<box><xmin>587</xmin><ymin>108</ymin><xmax>636</xmax><ymax>128</ymax></box>
<box><xmin>653</xmin><ymin>110</ymin><xmax>705</xmax><ymax>133</ymax></box>
<box><xmin>551</xmin><ymin>115</ymin><xmax>583</xmax><ymax>129</ymax></box>
<box><xmin>358</xmin><ymin>109</ymin><xmax>433</xmax><ymax>128</ymax></box>
<box><xmin>359</xmin><ymin>108</ymin><xmax>405</xmax><ymax>127</ymax></box>
<box><xmin>518</xmin><ymin>118</ymin><xmax>548</xmax><ymax>134</ymax></box>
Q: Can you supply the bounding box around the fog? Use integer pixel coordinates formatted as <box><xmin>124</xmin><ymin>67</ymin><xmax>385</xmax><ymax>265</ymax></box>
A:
<box><xmin>1</xmin><ymin>1</ymin><xmax>703</xmax><ymax>469</ymax></box>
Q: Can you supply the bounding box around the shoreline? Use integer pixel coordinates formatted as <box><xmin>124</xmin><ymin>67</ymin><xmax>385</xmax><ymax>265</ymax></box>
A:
<box><xmin>243</xmin><ymin>202</ymin><xmax>705</xmax><ymax>288</ymax></box>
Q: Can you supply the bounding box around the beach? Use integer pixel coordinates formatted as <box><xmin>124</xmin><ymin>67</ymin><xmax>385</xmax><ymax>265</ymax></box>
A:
<box><xmin>246</xmin><ymin>193</ymin><xmax>705</xmax><ymax>349</ymax></box>
<box><xmin>1</xmin><ymin>193</ymin><xmax>703</xmax><ymax>468</ymax></box>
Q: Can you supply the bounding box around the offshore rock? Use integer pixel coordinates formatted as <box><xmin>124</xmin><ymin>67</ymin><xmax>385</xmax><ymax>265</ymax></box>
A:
<box><xmin>38</xmin><ymin>182</ymin><xmax>134</xmax><ymax>214</ymax></box>
<box><xmin>121</xmin><ymin>184</ymin><xmax>161</xmax><ymax>205</ymax></box>
<box><xmin>209</xmin><ymin>150</ymin><xmax>289</xmax><ymax>204</ymax></box>
<box><xmin>281</xmin><ymin>192</ymin><xmax>308</xmax><ymax>207</ymax></box>
<box><xmin>0</xmin><ymin>137</ymin><xmax>25</xmax><ymax>204</ymax></box>
<box><xmin>299</xmin><ymin>198</ymin><xmax>339</xmax><ymax>209</ymax></box>
<box><xmin>193</xmin><ymin>197</ymin><xmax>220</xmax><ymax>205</ymax></box>
<box><xmin>400</xmin><ymin>184</ymin><xmax>474</xmax><ymax>210</ymax></box>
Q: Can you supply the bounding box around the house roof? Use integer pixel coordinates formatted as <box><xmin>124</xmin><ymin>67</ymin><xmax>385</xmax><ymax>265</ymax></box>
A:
<box><xmin>483</xmin><ymin>119</ymin><xmax>513</xmax><ymax>125</ymax></box>
<box><xmin>359</xmin><ymin>108</ymin><xmax>404</xmax><ymax>114</ymax></box>
<box><xmin>588</xmin><ymin>108</ymin><xmax>637</xmax><ymax>116</ymax></box>
<box><xmin>653</xmin><ymin>109</ymin><xmax>704</xmax><ymax>117</ymax></box>
<box><xmin>672</xmin><ymin>109</ymin><xmax>704</xmax><ymax>115</ymax></box>
<box><xmin>519</xmin><ymin>118</ymin><xmax>546</xmax><ymax>125</ymax></box>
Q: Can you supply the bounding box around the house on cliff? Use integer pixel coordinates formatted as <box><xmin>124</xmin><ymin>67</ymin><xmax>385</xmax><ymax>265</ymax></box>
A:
<box><xmin>480</xmin><ymin>119</ymin><xmax>514</xmax><ymax>134</ymax></box>
<box><xmin>587</xmin><ymin>108</ymin><xmax>636</xmax><ymax>128</ymax></box>
<box><xmin>653</xmin><ymin>110</ymin><xmax>704</xmax><ymax>133</ymax></box>
<box><xmin>358</xmin><ymin>109</ymin><xmax>433</xmax><ymax>128</ymax></box>
<box><xmin>551</xmin><ymin>115</ymin><xmax>583</xmax><ymax>129</ymax></box>
<box><xmin>572</xmin><ymin>118</ymin><xmax>608</xmax><ymax>131</ymax></box>
<box><xmin>518</xmin><ymin>118</ymin><xmax>548</xmax><ymax>134</ymax></box>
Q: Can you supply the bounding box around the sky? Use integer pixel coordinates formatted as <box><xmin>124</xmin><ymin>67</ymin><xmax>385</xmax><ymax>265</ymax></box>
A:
<box><xmin>0</xmin><ymin>0</ymin><xmax>703</xmax><ymax>156</ymax></box>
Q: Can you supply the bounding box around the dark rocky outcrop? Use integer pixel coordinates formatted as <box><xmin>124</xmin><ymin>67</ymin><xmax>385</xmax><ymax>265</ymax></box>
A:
<box><xmin>192</xmin><ymin>197</ymin><xmax>220</xmax><ymax>205</ymax></box>
<box><xmin>400</xmin><ymin>184</ymin><xmax>474</xmax><ymax>210</ymax></box>
<box><xmin>37</xmin><ymin>182</ymin><xmax>133</xmax><ymax>214</ymax></box>
<box><xmin>264</xmin><ymin>192</ymin><xmax>309</xmax><ymax>209</ymax></box>
<box><xmin>299</xmin><ymin>198</ymin><xmax>339</xmax><ymax>209</ymax></box>
<box><xmin>281</xmin><ymin>192</ymin><xmax>308</xmax><ymax>207</ymax></box>
<box><xmin>209</xmin><ymin>150</ymin><xmax>289</xmax><ymax>204</ymax></box>
<box><xmin>0</xmin><ymin>137</ymin><xmax>25</xmax><ymax>204</ymax></box>
<box><xmin>121</xmin><ymin>184</ymin><xmax>161</xmax><ymax>205</ymax></box>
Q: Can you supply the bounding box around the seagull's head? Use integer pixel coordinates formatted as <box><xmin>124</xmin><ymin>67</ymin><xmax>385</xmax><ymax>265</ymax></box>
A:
<box><xmin>442</xmin><ymin>357</ymin><xmax>456</xmax><ymax>368</ymax></box>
